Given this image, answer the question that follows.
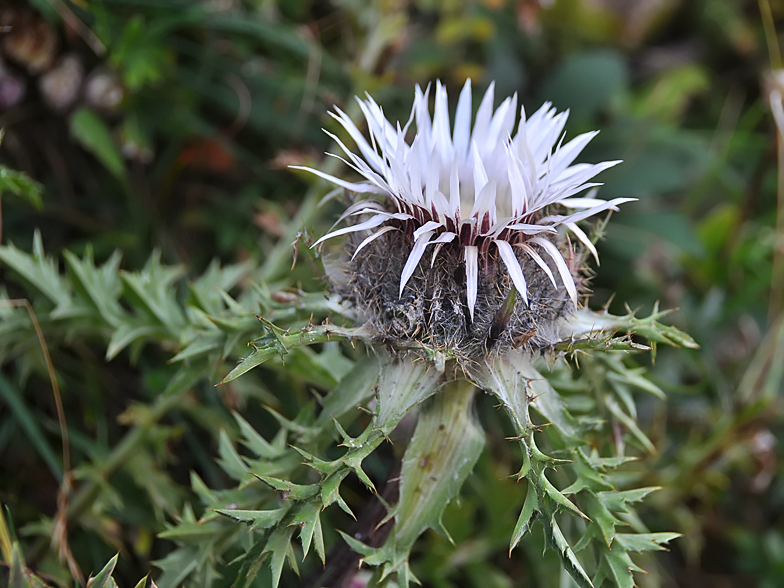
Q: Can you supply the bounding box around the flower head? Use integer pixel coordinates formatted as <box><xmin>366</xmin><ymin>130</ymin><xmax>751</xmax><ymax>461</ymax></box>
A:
<box><xmin>296</xmin><ymin>80</ymin><xmax>632</xmax><ymax>361</ymax></box>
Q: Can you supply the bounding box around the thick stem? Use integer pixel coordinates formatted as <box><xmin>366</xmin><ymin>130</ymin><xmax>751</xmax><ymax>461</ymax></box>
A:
<box><xmin>394</xmin><ymin>379</ymin><xmax>485</xmax><ymax>552</ymax></box>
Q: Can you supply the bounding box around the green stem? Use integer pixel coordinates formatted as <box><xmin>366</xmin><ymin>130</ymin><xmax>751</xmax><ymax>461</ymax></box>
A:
<box><xmin>394</xmin><ymin>379</ymin><xmax>484</xmax><ymax>551</ymax></box>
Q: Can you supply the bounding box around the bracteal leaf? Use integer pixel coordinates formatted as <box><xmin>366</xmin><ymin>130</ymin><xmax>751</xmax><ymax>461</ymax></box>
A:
<box><xmin>86</xmin><ymin>553</ymin><xmax>119</xmax><ymax>588</ymax></box>
<box><xmin>214</xmin><ymin>508</ymin><xmax>287</xmax><ymax>532</ymax></box>
<box><xmin>509</xmin><ymin>482</ymin><xmax>538</xmax><ymax>553</ymax></box>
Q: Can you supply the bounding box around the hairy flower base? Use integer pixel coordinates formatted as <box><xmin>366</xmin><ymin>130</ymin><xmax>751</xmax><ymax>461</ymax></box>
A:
<box><xmin>327</xmin><ymin>221</ymin><xmax>587</xmax><ymax>362</ymax></box>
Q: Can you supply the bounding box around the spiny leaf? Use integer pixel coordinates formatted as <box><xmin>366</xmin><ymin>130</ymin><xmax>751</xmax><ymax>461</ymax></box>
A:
<box><xmin>599</xmin><ymin>541</ymin><xmax>643</xmax><ymax>588</ymax></box>
<box><xmin>158</xmin><ymin>520</ymin><xmax>225</xmax><ymax>541</ymax></box>
<box><xmin>291</xmin><ymin>445</ymin><xmax>338</xmax><ymax>476</ymax></box>
<box><xmin>214</xmin><ymin>508</ymin><xmax>287</xmax><ymax>532</ymax></box>
<box><xmin>263</xmin><ymin>526</ymin><xmax>297</xmax><ymax>588</ymax></box>
<box><xmin>219</xmin><ymin>324</ymin><xmax>365</xmax><ymax>384</ymax></box>
<box><xmin>604</xmin><ymin>396</ymin><xmax>656</xmax><ymax>454</ymax></box>
<box><xmin>106</xmin><ymin>323</ymin><xmax>165</xmax><ymax>361</ymax></box>
<box><xmin>0</xmin><ymin>163</ymin><xmax>43</xmax><ymax>209</ymax></box>
<box><xmin>337</xmin><ymin>530</ymin><xmax>377</xmax><ymax>557</ymax></box>
<box><xmin>188</xmin><ymin>259</ymin><xmax>255</xmax><ymax>316</ymax></box>
<box><xmin>614</xmin><ymin>532</ymin><xmax>681</xmax><ymax>552</ymax></box>
<box><xmin>169</xmin><ymin>331</ymin><xmax>223</xmax><ymax>362</ymax></box>
<box><xmin>0</xmin><ymin>232</ymin><xmax>71</xmax><ymax>307</ymax></box>
<box><xmin>190</xmin><ymin>472</ymin><xmax>217</xmax><ymax>505</ymax></box>
<box><xmin>217</xmin><ymin>429</ymin><xmax>250</xmax><ymax>480</ymax></box>
<box><xmin>374</xmin><ymin>355</ymin><xmax>442</xmax><ymax>435</ymax></box>
<box><xmin>607</xmin><ymin>367</ymin><xmax>666</xmax><ymax>400</ymax></box>
<box><xmin>290</xmin><ymin>501</ymin><xmax>320</xmax><ymax>560</ymax></box>
<box><xmin>233</xmin><ymin>412</ymin><xmax>286</xmax><ymax>460</ymax></box>
<box><xmin>510</xmin><ymin>482</ymin><xmax>539</xmax><ymax>553</ymax></box>
<box><xmin>568</xmin><ymin>306</ymin><xmax>699</xmax><ymax>351</ymax></box>
<box><xmin>540</xmin><ymin>472</ymin><xmax>589</xmax><ymax>521</ymax></box>
<box><xmin>546</xmin><ymin>516</ymin><xmax>593</xmax><ymax>588</ymax></box>
<box><xmin>320</xmin><ymin>470</ymin><xmax>354</xmax><ymax>518</ymax></box>
<box><xmin>585</xmin><ymin>454</ymin><xmax>638</xmax><ymax>470</ymax></box>
<box><xmin>599</xmin><ymin>487</ymin><xmax>662</xmax><ymax>513</ymax></box>
<box><xmin>86</xmin><ymin>553</ymin><xmax>119</xmax><ymax>588</ymax></box>
<box><xmin>231</xmin><ymin>536</ymin><xmax>268</xmax><ymax>588</ymax></box>
<box><xmin>256</xmin><ymin>475</ymin><xmax>320</xmax><ymax>501</ymax></box>
<box><xmin>582</xmin><ymin>491</ymin><xmax>622</xmax><ymax>547</ymax></box>
<box><xmin>315</xmin><ymin>357</ymin><xmax>380</xmax><ymax>428</ymax></box>
<box><xmin>120</xmin><ymin>252</ymin><xmax>187</xmax><ymax>333</ymax></box>
<box><xmin>63</xmin><ymin>248</ymin><xmax>125</xmax><ymax>327</ymax></box>
<box><xmin>312</xmin><ymin>507</ymin><xmax>326</xmax><ymax>564</ymax></box>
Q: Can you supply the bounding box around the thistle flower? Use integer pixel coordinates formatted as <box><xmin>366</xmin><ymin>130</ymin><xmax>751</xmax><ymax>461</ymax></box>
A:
<box><xmin>295</xmin><ymin>80</ymin><xmax>633</xmax><ymax>361</ymax></box>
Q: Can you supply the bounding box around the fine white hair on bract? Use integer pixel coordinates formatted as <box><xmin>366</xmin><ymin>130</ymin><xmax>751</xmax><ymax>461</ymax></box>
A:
<box><xmin>292</xmin><ymin>79</ymin><xmax>634</xmax><ymax>321</ymax></box>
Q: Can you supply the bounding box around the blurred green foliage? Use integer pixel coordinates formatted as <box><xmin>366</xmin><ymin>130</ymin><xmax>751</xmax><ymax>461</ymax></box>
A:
<box><xmin>1</xmin><ymin>0</ymin><xmax>783</xmax><ymax>587</ymax></box>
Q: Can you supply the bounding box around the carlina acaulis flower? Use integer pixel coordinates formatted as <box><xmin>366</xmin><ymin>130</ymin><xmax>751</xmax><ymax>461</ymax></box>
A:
<box><xmin>294</xmin><ymin>80</ymin><xmax>634</xmax><ymax>363</ymax></box>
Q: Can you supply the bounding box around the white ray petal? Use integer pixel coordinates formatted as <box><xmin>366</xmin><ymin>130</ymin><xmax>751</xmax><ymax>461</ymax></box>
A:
<box><xmin>335</xmin><ymin>199</ymin><xmax>386</xmax><ymax>225</ymax></box>
<box><xmin>290</xmin><ymin>166</ymin><xmax>384</xmax><ymax>194</ymax></box>
<box><xmin>556</xmin><ymin>197</ymin><xmax>608</xmax><ymax>209</ymax></box>
<box><xmin>317</xmin><ymin>187</ymin><xmax>343</xmax><ymax>207</ymax></box>
<box><xmin>547</xmin><ymin>197</ymin><xmax>636</xmax><ymax>225</ymax></box>
<box><xmin>515</xmin><ymin>104</ymin><xmax>538</xmax><ymax>187</ymax></box>
<box><xmin>529</xmin><ymin>237</ymin><xmax>577</xmax><ymax>304</ymax></box>
<box><xmin>432</xmin><ymin>81</ymin><xmax>454</xmax><ymax>161</ymax></box>
<box><xmin>471</xmin><ymin>179</ymin><xmax>497</xmax><ymax>223</ymax></box>
<box><xmin>495</xmin><ymin>239</ymin><xmax>528</xmax><ymax>304</ymax></box>
<box><xmin>431</xmin><ymin>231</ymin><xmax>456</xmax><ymax>244</ymax></box>
<box><xmin>506</xmin><ymin>143</ymin><xmax>528</xmax><ymax>217</ymax></box>
<box><xmin>414</xmin><ymin>220</ymin><xmax>444</xmax><ymax>240</ymax></box>
<box><xmin>432</xmin><ymin>190</ymin><xmax>451</xmax><ymax>222</ymax></box>
<box><xmin>322</xmin><ymin>146</ymin><xmax>385</xmax><ymax>189</ymax></box>
<box><xmin>449</xmin><ymin>165</ymin><xmax>461</xmax><ymax>218</ymax></box>
<box><xmin>549</xmin><ymin>160</ymin><xmax>622</xmax><ymax>195</ymax></box>
<box><xmin>312</xmin><ymin>213</ymin><xmax>389</xmax><ymax>247</ymax></box>
<box><xmin>414</xmin><ymin>83</ymin><xmax>432</xmax><ymax>142</ymax></box>
<box><xmin>399</xmin><ymin>230</ymin><xmax>435</xmax><ymax>296</ymax></box>
<box><xmin>330</xmin><ymin>107</ymin><xmax>383</xmax><ymax>172</ymax></box>
<box><xmin>351</xmin><ymin>226</ymin><xmax>398</xmax><ymax>259</ymax></box>
<box><xmin>518</xmin><ymin>242</ymin><xmax>556</xmax><ymax>287</ymax></box>
<box><xmin>471</xmin><ymin>141</ymin><xmax>489</xmax><ymax>198</ymax></box>
<box><xmin>566</xmin><ymin>222</ymin><xmax>599</xmax><ymax>265</ymax></box>
<box><xmin>487</xmin><ymin>94</ymin><xmax>517</xmax><ymax>152</ymax></box>
<box><xmin>430</xmin><ymin>243</ymin><xmax>445</xmax><ymax>267</ymax></box>
<box><xmin>471</xmin><ymin>81</ymin><xmax>495</xmax><ymax>149</ymax></box>
<box><xmin>321</xmin><ymin>127</ymin><xmax>383</xmax><ymax>175</ymax></box>
<box><xmin>453</xmin><ymin>79</ymin><xmax>472</xmax><ymax>159</ymax></box>
<box><xmin>548</xmin><ymin>131</ymin><xmax>599</xmax><ymax>179</ymax></box>
<box><xmin>362</xmin><ymin>95</ymin><xmax>397</xmax><ymax>152</ymax></box>
<box><xmin>321</xmin><ymin>133</ymin><xmax>390</xmax><ymax>193</ymax></box>
<box><xmin>428</xmin><ymin>231</ymin><xmax>456</xmax><ymax>267</ymax></box>
<box><xmin>485</xmin><ymin>96</ymin><xmax>512</xmax><ymax>150</ymax></box>
<box><xmin>537</xmin><ymin>183</ymin><xmax>605</xmax><ymax>209</ymax></box>
<box><xmin>464</xmin><ymin>245</ymin><xmax>479</xmax><ymax>321</ymax></box>
<box><xmin>425</xmin><ymin>144</ymin><xmax>440</xmax><ymax>207</ymax></box>
<box><xmin>347</xmin><ymin>207</ymin><xmax>404</xmax><ymax>218</ymax></box>
<box><xmin>505</xmin><ymin>223</ymin><xmax>558</xmax><ymax>234</ymax></box>
<box><xmin>354</xmin><ymin>98</ymin><xmax>380</xmax><ymax>156</ymax></box>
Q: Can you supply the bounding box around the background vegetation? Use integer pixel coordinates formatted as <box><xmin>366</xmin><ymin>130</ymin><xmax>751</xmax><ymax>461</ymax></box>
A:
<box><xmin>0</xmin><ymin>0</ymin><xmax>783</xmax><ymax>586</ymax></box>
